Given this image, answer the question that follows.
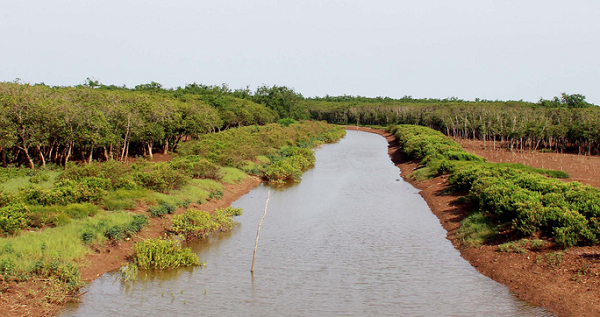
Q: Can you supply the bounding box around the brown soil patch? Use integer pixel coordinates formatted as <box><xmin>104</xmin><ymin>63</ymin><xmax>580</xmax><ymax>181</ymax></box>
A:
<box><xmin>347</xmin><ymin>126</ymin><xmax>600</xmax><ymax>316</ymax></box>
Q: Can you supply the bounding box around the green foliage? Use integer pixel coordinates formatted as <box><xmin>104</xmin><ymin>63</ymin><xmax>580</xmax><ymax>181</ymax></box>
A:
<box><xmin>22</xmin><ymin>177</ymin><xmax>109</xmax><ymax>206</ymax></box>
<box><xmin>0</xmin><ymin>82</ymin><xmax>280</xmax><ymax>168</ymax></box>
<box><xmin>0</xmin><ymin>202</ymin><xmax>29</xmax><ymax>235</ymax></box>
<box><xmin>218</xmin><ymin>167</ymin><xmax>248</xmax><ymax>184</ymax></box>
<box><xmin>61</xmin><ymin>161</ymin><xmax>136</xmax><ymax>190</ymax></box>
<box><xmin>103</xmin><ymin>214</ymin><xmax>147</xmax><ymax>241</ymax></box>
<box><xmin>278</xmin><ymin>118</ymin><xmax>299</xmax><ymax>127</ymax></box>
<box><xmin>497</xmin><ymin>239</ymin><xmax>545</xmax><ymax>253</ymax></box>
<box><xmin>148</xmin><ymin>202</ymin><xmax>177</xmax><ymax>218</ymax></box>
<box><xmin>1</xmin><ymin>170</ymin><xmax>60</xmax><ymax>193</ymax></box>
<box><xmin>28</xmin><ymin>203</ymin><xmax>99</xmax><ymax>228</ymax></box>
<box><xmin>33</xmin><ymin>259</ymin><xmax>82</xmax><ymax>292</ymax></box>
<box><xmin>134</xmin><ymin>238</ymin><xmax>200</xmax><ymax>270</ymax></box>
<box><xmin>207</xmin><ymin>189</ymin><xmax>224</xmax><ymax>200</ymax></box>
<box><xmin>132</xmin><ymin>162</ymin><xmax>190</xmax><ymax>193</ymax></box>
<box><xmin>536</xmin><ymin>252</ymin><xmax>564</xmax><ymax>268</ymax></box>
<box><xmin>455</xmin><ymin>212</ymin><xmax>498</xmax><ymax>247</ymax></box>
<box><xmin>263</xmin><ymin>146</ymin><xmax>316</xmax><ymax>183</ymax></box>
<box><xmin>170</xmin><ymin>207</ymin><xmax>242</xmax><ymax>239</ymax></box>
<box><xmin>254</xmin><ymin>85</ymin><xmax>306</xmax><ymax>119</ymax></box>
<box><xmin>0</xmin><ymin>212</ymin><xmax>141</xmax><ymax>276</ymax></box>
<box><xmin>102</xmin><ymin>188</ymin><xmax>153</xmax><ymax>211</ymax></box>
<box><xmin>390</xmin><ymin>125</ymin><xmax>486</xmax><ymax>178</ymax></box>
<box><xmin>170</xmin><ymin>156</ymin><xmax>220</xmax><ymax>179</ymax></box>
<box><xmin>29</xmin><ymin>173</ymin><xmax>50</xmax><ymax>184</ymax></box>
<box><xmin>177</xmin><ymin>121</ymin><xmax>343</xmax><ymax>168</ymax></box>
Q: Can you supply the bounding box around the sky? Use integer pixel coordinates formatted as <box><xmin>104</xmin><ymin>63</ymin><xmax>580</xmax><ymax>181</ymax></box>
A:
<box><xmin>1</xmin><ymin>0</ymin><xmax>599</xmax><ymax>104</ymax></box>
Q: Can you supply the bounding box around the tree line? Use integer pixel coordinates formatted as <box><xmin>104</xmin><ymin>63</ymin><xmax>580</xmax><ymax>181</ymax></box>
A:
<box><xmin>306</xmin><ymin>94</ymin><xmax>600</xmax><ymax>155</ymax></box>
<box><xmin>0</xmin><ymin>82</ymin><xmax>279</xmax><ymax>168</ymax></box>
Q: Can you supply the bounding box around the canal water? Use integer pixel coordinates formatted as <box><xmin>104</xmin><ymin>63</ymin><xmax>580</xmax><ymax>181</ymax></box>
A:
<box><xmin>62</xmin><ymin>130</ymin><xmax>551</xmax><ymax>316</ymax></box>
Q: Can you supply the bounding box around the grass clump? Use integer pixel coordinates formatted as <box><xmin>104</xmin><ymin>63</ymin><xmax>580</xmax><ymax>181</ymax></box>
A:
<box><xmin>170</xmin><ymin>207</ymin><xmax>242</xmax><ymax>240</ymax></box>
<box><xmin>499</xmin><ymin>239</ymin><xmax>547</xmax><ymax>253</ymax></box>
<box><xmin>218</xmin><ymin>167</ymin><xmax>248</xmax><ymax>184</ymax></box>
<box><xmin>455</xmin><ymin>212</ymin><xmax>498</xmax><ymax>247</ymax></box>
<box><xmin>148</xmin><ymin>202</ymin><xmax>177</xmax><ymax>218</ymax></box>
<box><xmin>133</xmin><ymin>238</ymin><xmax>201</xmax><ymax>270</ymax></box>
<box><xmin>102</xmin><ymin>188</ymin><xmax>153</xmax><ymax>211</ymax></box>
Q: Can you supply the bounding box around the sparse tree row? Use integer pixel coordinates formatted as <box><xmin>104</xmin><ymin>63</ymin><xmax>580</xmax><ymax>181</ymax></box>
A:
<box><xmin>305</xmin><ymin>94</ymin><xmax>600</xmax><ymax>155</ymax></box>
<box><xmin>0</xmin><ymin>83</ymin><xmax>278</xmax><ymax>168</ymax></box>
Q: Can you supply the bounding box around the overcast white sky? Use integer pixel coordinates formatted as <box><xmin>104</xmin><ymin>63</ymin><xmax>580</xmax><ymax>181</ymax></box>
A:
<box><xmin>1</xmin><ymin>0</ymin><xmax>598</xmax><ymax>103</ymax></box>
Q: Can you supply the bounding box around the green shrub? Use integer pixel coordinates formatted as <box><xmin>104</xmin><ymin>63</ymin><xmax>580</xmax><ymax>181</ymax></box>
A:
<box><xmin>22</xmin><ymin>177</ymin><xmax>109</xmax><ymax>206</ymax></box>
<box><xmin>207</xmin><ymin>189</ymin><xmax>224</xmax><ymax>200</ymax></box>
<box><xmin>33</xmin><ymin>259</ymin><xmax>82</xmax><ymax>292</ymax></box>
<box><xmin>455</xmin><ymin>212</ymin><xmax>498</xmax><ymax>247</ymax></box>
<box><xmin>170</xmin><ymin>207</ymin><xmax>242</xmax><ymax>239</ymax></box>
<box><xmin>170</xmin><ymin>156</ymin><xmax>220</xmax><ymax>179</ymax></box>
<box><xmin>218</xmin><ymin>167</ymin><xmax>248</xmax><ymax>184</ymax></box>
<box><xmin>133</xmin><ymin>162</ymin><xmax>190</xmax><ymax>193</ymax></box>
<box><xmin>60</xmin><ymin>161</ymin><xmax>135</xmax><ymax>189</ymax></box>
<box><xmin>0</xmin><ymin>202</ymin><xmax>29</xmax><ymax>235</ymax></box>
<box><xmin>103</xmin><ymin>215</ymin><xmax>148</xmax><ymax>241</ymax></box>
<box><xmin>278</xmin><ymin>118</ymin><xmax>298</xmax><ymax>127</ymax></box>
<box><xmin>148</xmin><ymin>202</ymin><xmax>177</xmax><ymax>218</ymax></box>
<box><xmin>134</xmin><ymin>238</ymin><xmax>200</xmax><ymax>270</ymax></box>
<box><xmin>29</xmin><ymin>173</ymin><xmax>50</xmax><ymax>184</ymax></box>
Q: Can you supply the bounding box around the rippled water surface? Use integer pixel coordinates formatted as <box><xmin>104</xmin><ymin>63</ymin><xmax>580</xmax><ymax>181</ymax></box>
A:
<box><xmin>63</xmin><ymin>130</ymin><xmax>552</xmax><ymax>316</ymax></box>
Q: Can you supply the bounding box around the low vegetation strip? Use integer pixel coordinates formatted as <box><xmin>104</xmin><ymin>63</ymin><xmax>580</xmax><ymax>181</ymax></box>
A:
<box><xmin>390</xmin><ymin>124</ymin><xmax>600</xmax><ymax>247</ymax></box>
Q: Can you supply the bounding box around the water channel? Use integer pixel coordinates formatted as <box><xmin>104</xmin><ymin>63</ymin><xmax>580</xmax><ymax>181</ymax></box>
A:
<box><xmin>62</xmin><ymin>130</ymin><xmax>551</xmax><ymax>316</ymax></box>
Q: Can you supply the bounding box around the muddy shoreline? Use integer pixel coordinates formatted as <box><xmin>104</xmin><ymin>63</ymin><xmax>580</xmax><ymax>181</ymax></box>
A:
<box><xmin>349</xmin><ymin>126</ymin><xmax>600</xmax><ymax>316</ymax></box>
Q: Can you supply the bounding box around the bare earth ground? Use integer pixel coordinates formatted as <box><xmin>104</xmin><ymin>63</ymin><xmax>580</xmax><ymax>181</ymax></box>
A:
<box><xmin>349</xmin><ymin>126</ymin><xmax>600</xmax><ymax>316</ymax></box>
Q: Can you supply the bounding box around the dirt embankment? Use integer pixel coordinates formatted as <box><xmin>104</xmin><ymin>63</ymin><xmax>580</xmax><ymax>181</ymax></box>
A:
<box><xmin>348</xmin><ymin>126</ymin><xmax>600</xmax><ymax>316</ymax></box>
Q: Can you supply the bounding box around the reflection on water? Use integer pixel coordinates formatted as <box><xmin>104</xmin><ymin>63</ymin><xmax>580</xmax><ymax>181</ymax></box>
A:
<box><xmin>62</xmin><ymin>130</ymin><xmax>553</xmax><ymax>316</ymax></box>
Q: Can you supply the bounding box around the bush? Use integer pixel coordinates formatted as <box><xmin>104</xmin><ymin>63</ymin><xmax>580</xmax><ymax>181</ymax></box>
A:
<box><xmin>103</xmin><ymin>215</ymin><xmax>148</xmax><ymax>241</ymax></box>
<box><xmin>148</xmin><ymin>202</ymin><xmax>177</xmax><ymax>218</ymax></box>
<box><xmin>170</xmin><ymin>156</ymin><xmax>220</xmax><ymax>179</ymax></box>
<box><xmin>134</xmin><ymin>238</ymin><xmax>200</xmax><ymax>270</ymax></box>
<box><xmin>278</xmin><ymin>118</ymin><xmax>298</xmax><ymax>127</ymax></box>
<box><xmin>60</xmin><ymin>161</ymin><xmax>135</xmax><ymax>189</ymax></box>
<box><xmin>33</xmin><ymin>259</ymin><xmax>82</xmax><ymax>292</ymax></box>
<box><xmin>170</xmin><ymin>207</ymin><xmax>242</xmax><ymax>239</ymax></box>
<box><xmin>22</xmin><ymin>177</ymin><xmax>109</xmax><ymax>206</ymax></box>
<box><xmin>0</xmin><ymin>202</ymin><xmax>29</xmax><ymax>235</ymax></box>
<box><xmin>133</xmin><ymin>162</ymin><xmax>190</xmax><ymax>193</ymax></box>
<box><xmin>29</xmin><ymin>173</ymin><xmax>50</xmax><ymax>184</ymax></box>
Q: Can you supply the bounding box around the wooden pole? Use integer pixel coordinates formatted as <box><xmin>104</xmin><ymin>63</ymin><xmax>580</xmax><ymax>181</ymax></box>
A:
<box><xmin>251</xmin><ymin>189</ymin><xmax>271</xmax><ymax>273</ymax></box>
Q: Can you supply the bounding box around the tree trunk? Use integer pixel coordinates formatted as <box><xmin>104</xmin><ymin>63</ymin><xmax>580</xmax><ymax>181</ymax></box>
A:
<box><xmin>1</xmin><ymin>148</ymin><xmax>6</xmax><ymax>168</ymax></box>
<box><xmin>163</xmin><ymin>138</ymin><xmax>169</xmax><ymax>155</ymax></box>
<box><xmin>18</xmin><ymin>144</ymin><xmax>35</xmax><ymax>169</ymax></box>
<box><xmin>147</xmin><ymin>142</ymin><xmax>153</xmax><ymax>160</ymax></box>
<box><xmin>64</xmin><ymin>142</ymin><xmax>73</xmax><ymax>168</ymax></box>
<box><xmin>36</xmin><ymin>145</ymin><xmax>46</xmax><ymax>168</ymax></box>
<box><xmin>87</xmin><ymin>146</ymin><xmax>94</xmax><ymax>164</ymax></box>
